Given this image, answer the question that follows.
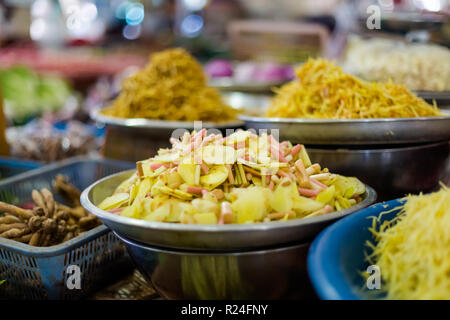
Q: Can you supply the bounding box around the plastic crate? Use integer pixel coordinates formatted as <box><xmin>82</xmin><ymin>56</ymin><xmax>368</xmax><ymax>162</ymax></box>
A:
<box><xmin>0</xmin><ymin>156</ymin><xmax>135</xmax><ymax>300</ymax></box>
<box><xmin>0</xmin><ymin>157</ymin><xmax>41</xmax><ymax>180</ymax></box>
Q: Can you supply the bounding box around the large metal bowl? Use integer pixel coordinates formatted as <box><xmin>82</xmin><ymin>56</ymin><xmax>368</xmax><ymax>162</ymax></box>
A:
<box><xmin>91</xmin><ymin>109</ymin><xmax>244</xmax><ymax>133</ymax></box>
<box><xmin>116</xmin><ymin>233</ymin><xmax>316</xmax><ymax>299</ymax></box>
<box><xmin>240</xmin><ymin>112</ymin><xmax>450</xmax><ymax>145</ymax></box>
<box><xmin>81</xmin><ymin>170</ymin><xmax>376</xmax><ymax>251</ymax></box>
<box><xmin>308</xmin><ymin>141</ymin><xmax>450</xmax><ymax>201</ymax></box>
<box><xmin>91</xmin><ymin>109</ymin><xmax>244</xmax><ymax>162</ymax></box>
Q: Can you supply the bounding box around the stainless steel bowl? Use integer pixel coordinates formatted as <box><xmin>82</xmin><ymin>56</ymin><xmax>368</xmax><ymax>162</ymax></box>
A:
<box><xmin>241</xmin><ymin>112</ymin><xmax>450</xmax><ymax>145</ymax></box>
<box><xmin>308</xmin><ymin>141</ymin><xmax>450</xmax><ymax>201</ymax></box>
<box><xmin>222</xmin><ymin>92</ymin><xmax>271</xmax><ymax>115</ymax></box>
<box><xmin>210</xmin><ymin>78</ymin><xmax>287</xmax><ymax>94</ymax></box>
<box><xmin>81</xmin><ymin>170</ymin><xmax>376</xmax><ymax>251</ymax></box>
<box><xmin>91</xmin><ymin>109</ymin><xmax>245</xmax><ymax>162</ymax></box>
<box><xmin>91</xmin><ymin>109</ymin><xmax>244</xmax><ymax>133</ymax></box>
<box><xmin>116</xmin><ymin>233</ymin><xmax>316</xmax><ymax>300</ymax></box>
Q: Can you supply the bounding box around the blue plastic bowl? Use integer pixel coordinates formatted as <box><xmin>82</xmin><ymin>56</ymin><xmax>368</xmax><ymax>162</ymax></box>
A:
<box><xmin>307</xmin><ymin>199</ymin><xmax>405</xmax><ymax>300</ymax></box>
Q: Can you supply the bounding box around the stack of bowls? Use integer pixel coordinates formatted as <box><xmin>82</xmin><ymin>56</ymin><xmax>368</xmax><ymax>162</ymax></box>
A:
<box><xmin>241</xmin><ymin>113</ymin><xmax>450</xmax><ymax>200</ymax></box>
<box><xmin>81</xmin><ymin>170</ymin><xmax>376</xmax><ymax>299</ymax></box>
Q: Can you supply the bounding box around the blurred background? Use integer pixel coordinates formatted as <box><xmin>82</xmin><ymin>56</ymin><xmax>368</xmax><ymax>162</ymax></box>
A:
<box><xmin>0</xmin><ymin>0</ymin><xmax>449</xmax><ymax>163</ymax></box>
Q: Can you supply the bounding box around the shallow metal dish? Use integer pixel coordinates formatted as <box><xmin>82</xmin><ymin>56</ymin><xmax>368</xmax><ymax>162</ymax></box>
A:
<box><xmin>81</xmin><ymin>170</ymin><xmax>376</xmax><ymax>251</ymax></box>
<box><xmin>117</xmin><ymin>234</ymin><xmax>315</xmax><ymax>299</ymax></box>
<box><xmin>240</xmin><ymin>112</ymin><xmax>450</xmax><ymax>145</ymax></box>
<box><xmin>91</xmin><ymin>109</ymin><xmax>244</xmax><ymax>133</ymax></box>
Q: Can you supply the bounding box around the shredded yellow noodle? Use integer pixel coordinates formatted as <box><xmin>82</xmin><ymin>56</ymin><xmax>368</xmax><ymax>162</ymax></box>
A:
<box><xmin>102</xmin><ymin>48</ymin><xmax>238</xmax><ymax>122</ymax></box>
<box><xmin>267</xmin><ymin>58</ymin><xmax>443</xmax><ymax>119</ymax></box>
<box><xmin>366</xmin><ymin>186</ymin><xmax>450</xmax><ymax>300</ymax></box>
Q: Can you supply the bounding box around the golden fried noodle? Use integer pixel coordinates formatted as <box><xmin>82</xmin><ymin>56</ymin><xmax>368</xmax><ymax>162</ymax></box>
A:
<box><xmin>366</xmin><ymin>186</ymin><xmax>450</xmax><ymax>300</ymax></box>
<box><xmin>98</xmin><ymin>129</ymin><xmax>366</xmax><ymax>225</ymax></box>
<box><xmin>102</xmin><ymin>48</ymin><xmax>238</xmax><ymax>122</ymax></box>
<box><xmin>267</xmin><ymin>58</ymin><xmax>443</xmax><ymax>119</ymax></box>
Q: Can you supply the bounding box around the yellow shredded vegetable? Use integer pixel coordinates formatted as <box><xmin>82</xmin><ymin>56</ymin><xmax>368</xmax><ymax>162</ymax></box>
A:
<box><xmin>366</xmin><ymin>186</ymin><xmax>450</xmax><ymax>300</ymax></box>
<box><xmin>267</xmin><ymin>58</ymin><xmax>443</xmax><ymax>119</ymax></box>
<box><xmin>102</xmin><ymin>48</ymin><xmax>238</xmax><ymax>122</ymax></box>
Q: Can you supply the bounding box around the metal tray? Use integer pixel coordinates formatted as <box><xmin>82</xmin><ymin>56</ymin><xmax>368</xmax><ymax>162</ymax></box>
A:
<box><xmin>81</xmin><ymin>170</ymin><xmax>376</xmax><ymax>252</ymax></box>
<box><xmin>240</xmin><ymin>112</ymin><xmax>450</xmax><ymax>145</ymax></box>
<box><xmin>91</xmin><ymin>109</ymin><xmax>244</xmax><ymax>136</ymax></box>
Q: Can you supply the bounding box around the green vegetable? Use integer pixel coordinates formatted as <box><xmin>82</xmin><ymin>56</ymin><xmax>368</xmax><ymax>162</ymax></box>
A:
<box><xmin>0</xmin><ymin>66</ymin><xmax>73</xmax><ymax>123</ymax></box>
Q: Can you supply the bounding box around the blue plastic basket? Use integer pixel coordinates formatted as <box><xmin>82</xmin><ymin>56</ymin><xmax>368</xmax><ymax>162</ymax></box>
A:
<box><xmin>0</xmin><ymin>156</ymin><xmax>135</xmax><ymax>300</ymax></box>
<box><xmin>0</xmin><ymin>157</ymin><xmax>41</xmax><ymax>180</ymax></box>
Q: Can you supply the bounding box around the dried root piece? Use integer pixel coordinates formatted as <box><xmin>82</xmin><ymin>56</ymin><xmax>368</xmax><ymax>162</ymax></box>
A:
<box><xmin>53</xmin><ymin>175</ymin><xmax>81</xmax><ymax>207</ymax></box>
<box><xmin>42</xmin><ymin>218</ymin><xmax>57</xmax><ymax>234</ymax></box>
<box><xmin>0</xmin><ymin>223</ymin><xmax>28</xmax><ymax>233</ymax></box>
<box><xmin>12</xmin><ymin>233</ymin><xmax>33</xmax><ymax>244</ymax></box>
<box><xmin>40</xmin><ymin>232</ymin><xmax>53</xmax><ymax>247</ymax></box>
<box><xmin>28</xmin><ymin>216</ymin><xmax>45</xmax><ymax>232</ymax></box>
<box><xmin>0</xmin><ymin>202</ymin><xmax>33</xmax><ymax>220</ymax></box>
<box><xmin>0</xmin><ymin>215</ymin><xmax>21</xmax><ymax>224</ymax></box>
<box><xmin>40</xmin><ymin>188</ymin><xmax>55</xmax><ymax>218</ymax></box>
<box><xmin>0</xmin><ymin>177</ymin><xmax>100</xmax><ymax>247</ymax></box>
<box><xmin>57</xmin><ymin>204</ymin><xmax>86</xmax><ymax>220</ymax></box>
<box><xmin>55</xmin><ymin>222</ymin><xmax>66</xmax><ymax>239</ymax></box>
<box><xmin>63</xmin><ymin>232</ymin><xmax>74</xmax><ymax>242</ymax></box>
<box><xmin>79</xmin><ymin>215</ymin><xmax>100</xmax><ymax>230</ymax></box>
<box><xmin>32</xmin><ymin>190</ymin><xmax>47</xmax><ymax>215</ymax></box>
<box><xmin>0</xmin><ymin>228</ymin><xmax>29</xmax><ymax>239</ymax></box>
<box><xmin>29</xmin><ymin>230</ymin><xmax>42</xmax><ymax>246</ymax></box>
<box><xmin>67</xmin><ymin>217</ymin><xmax>77</xmax><ymax>226</ymax></box>
<box><xmin>32</xmin><ymin>207</ymin><xmax>45</xmax><ymax>217</ymax></box>
<box><xmin>54</xmin><ymin>210</ymin><xmax>69</xmax><ymax>221</ymax></box>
